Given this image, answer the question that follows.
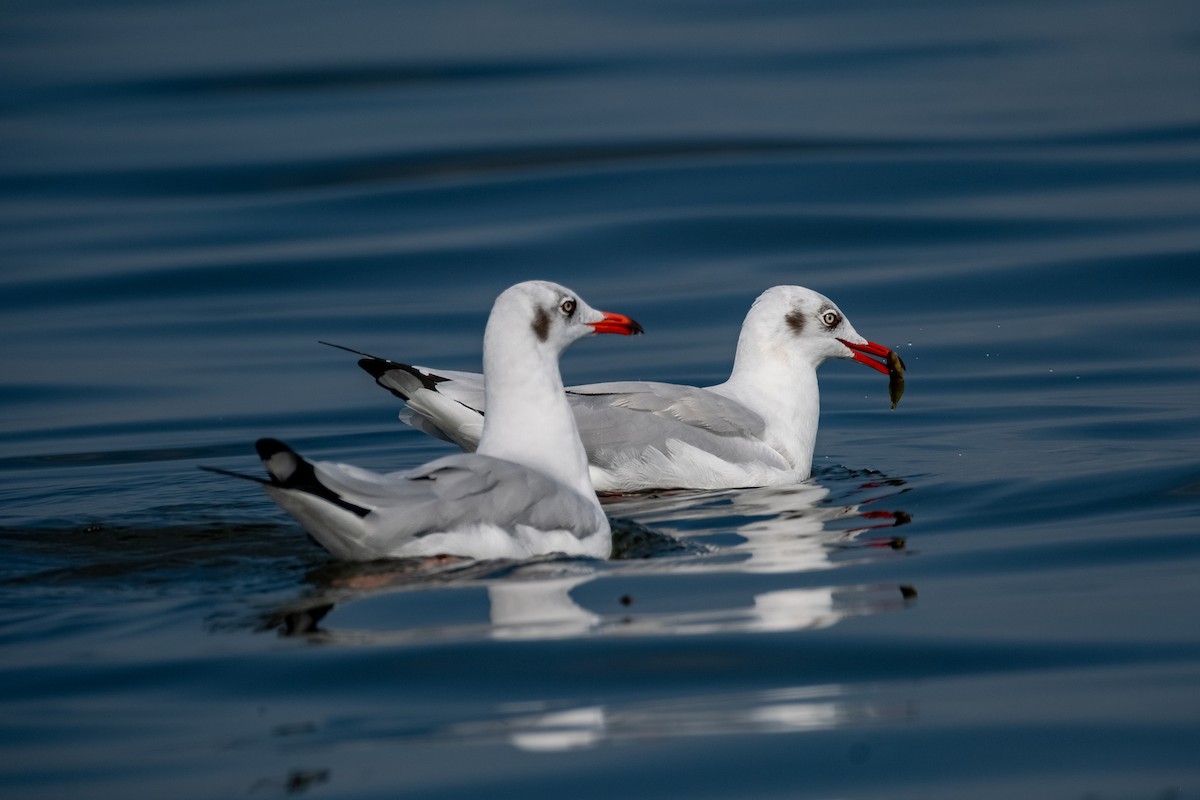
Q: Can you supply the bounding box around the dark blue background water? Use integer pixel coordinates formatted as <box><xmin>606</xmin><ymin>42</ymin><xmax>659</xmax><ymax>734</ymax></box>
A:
<box><xmin>3</xmin><ymin>1</ymin><xmax>1200</xmax><ymax>797</ymax></box>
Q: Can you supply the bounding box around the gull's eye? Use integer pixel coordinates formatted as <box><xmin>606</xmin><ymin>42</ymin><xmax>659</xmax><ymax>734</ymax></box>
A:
<box><xmin>560</xmin><ymin>298</ymin><xmax>577</xmax><ymax>316</ymax></box>
<box><xmin>821</xmin><ymin>310</ymin><xmax>840</xmax><ymax>327</ymax></box>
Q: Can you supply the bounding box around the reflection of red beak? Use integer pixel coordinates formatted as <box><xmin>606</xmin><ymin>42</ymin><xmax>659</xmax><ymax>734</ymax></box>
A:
<box><xmin>838</xmin><ymin>338</ymin><xmax>893</xmax><ymax>374</ymax></box>
<box><xmin>588</xmin><ymin>311</ymin><xmax>645</xmax><ymax>336</ymax></box>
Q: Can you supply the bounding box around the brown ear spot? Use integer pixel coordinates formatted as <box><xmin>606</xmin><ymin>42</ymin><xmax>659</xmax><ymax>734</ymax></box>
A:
<box><xmin>785</xmin><ymin>310</ymin><xmax>805</xmax><ymax>334</ymax></box>
<box><xmin>532</xmin><ymin>307</ymin><xmax>551</xmax><ymax>342</ymax></box>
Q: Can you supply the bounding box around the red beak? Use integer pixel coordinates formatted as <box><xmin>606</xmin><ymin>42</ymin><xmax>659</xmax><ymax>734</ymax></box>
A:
<box><xmin>838</xmin><ymin>338</ymin><xmax>894</xmax><ymax>375</ymax></box>
<box><xmin>588</xmin><ymin>311</ymin><xmax>644</xmax><ymax>336</ymax></box>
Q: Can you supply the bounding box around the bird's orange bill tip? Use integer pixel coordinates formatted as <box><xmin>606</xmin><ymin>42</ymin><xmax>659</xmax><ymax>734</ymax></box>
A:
<box><xmin>588</xmin><ymin>311</ymin><xmax>644</xmax><ymax>336</ymax></box>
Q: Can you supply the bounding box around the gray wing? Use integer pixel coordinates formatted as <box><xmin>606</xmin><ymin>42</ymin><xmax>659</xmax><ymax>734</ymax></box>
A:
<box><xmin>353</xmin><ymin>351</ymin><xmax>781</xmax><ymax>471</ymax></box>
<box><xmin>313</xmin><ymin>453</ymin><xmax>606</xmax><ymax>542</ymax></box>
<box><xmin>568</xmin><ymin>381</ymin><xmax>764</xmax><ymax>437</ymax></box>
<box><xmin>406</xmin><ymin>368</ymin><xmax>485</xmax><ymax>410</ymax></box>
<box><xmin>564</xmin><ymin>381</ymin><xmax>782</xmax><ymax>467</ymax></box>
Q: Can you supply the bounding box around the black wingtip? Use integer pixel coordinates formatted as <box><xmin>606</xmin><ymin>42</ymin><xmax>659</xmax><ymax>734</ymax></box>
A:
<box><xmin>318</xmin><ymin>341</ymin><xmax>404</xmax><ymax>381</ymax></box>
<box><xmin>319</xmin><ymin>340</ymin><xmax>381</xmax><ymax>360</ymax></box>
<box><xmin>255</xmin><ymin>437</ymin><xmax>305</xmax><ymax>487</ymax></box>
<box><xmin>198</xmin><ymin>464</ymin><xmax>270</xmax><ymax>485</ymax></box>
<box><xmin>357</xmin><ymin>356</ymin><xmax>395</xmax><ymax>381</ymax></box>
<box><xmin>357</xmin><ymin>357</ymin><xmax>415</xmax><ymax>401</ymax></box>
<box><xmin>255</xmin><ymin>437</ymin><xmax>292</xmax><ymax>462</ymax></box>
<box><xmin>252</xmin><ymin>438</ymin><xmax>371</xmax><ymax>518</ymax></box>
<box><xmin>357</xmin><ymin>357</ymin><xmax>450</xmax><ymax>397</ymax></box>
<box><xmin>323</xmin><ymin>340</ymin><xmax>451</xmax><ymax>400</ymax></box>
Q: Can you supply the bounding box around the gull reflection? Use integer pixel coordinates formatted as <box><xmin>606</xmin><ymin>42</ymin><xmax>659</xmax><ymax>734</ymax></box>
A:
<box><xmin>264</xmin><ymin>475</ymin><xmax>913</xmax><ymax>642</ymax></box>
<box><xmin>486</xmin><ymin>571</ymin><xmax>599</xmax><ymax>640</ymax></box>
<box><xmin>506</xmin><ymin>706</ymin><xmax>606</xmax><ymax>752</ymax></box>
<box><xmin>605</xmin><ymin>478</ymin><xmax>910</xmax><ymax>575</ymax></box>
<box><xmin>445</xmin><ymin>684</ymin><xmax>914</xmax><ymax>753</ymax></box>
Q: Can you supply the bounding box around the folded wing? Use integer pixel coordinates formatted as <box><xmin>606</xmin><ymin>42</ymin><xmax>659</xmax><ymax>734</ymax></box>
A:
<box><xmin>265</xmin><ymin>442</ymin><xmax>607</xmax><ymax>559</ymax></box>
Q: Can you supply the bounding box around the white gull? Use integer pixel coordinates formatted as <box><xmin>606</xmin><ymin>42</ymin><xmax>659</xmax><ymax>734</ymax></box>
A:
<box><xmin>333</xmin><ymin>285</ymin><xmax>899</xmax><ymax>492</ymax></box>
<box><xmin>205</xmin><ymin>281</ymin><xmax>643</xmax><ymax>560</ymax></box>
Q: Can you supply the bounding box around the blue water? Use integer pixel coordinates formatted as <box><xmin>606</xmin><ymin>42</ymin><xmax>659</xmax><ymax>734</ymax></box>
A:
<box><xmin>3</xmin><ymin>1</ymin><xmax>1200</xmax><ymax>797</ymax></box>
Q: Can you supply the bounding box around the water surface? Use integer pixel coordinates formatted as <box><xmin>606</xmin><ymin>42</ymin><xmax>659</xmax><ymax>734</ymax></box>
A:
<box><xmin>3</xmin><ymin>1</ymin><xmax>1200</xmax><ymax>797</ymax></box>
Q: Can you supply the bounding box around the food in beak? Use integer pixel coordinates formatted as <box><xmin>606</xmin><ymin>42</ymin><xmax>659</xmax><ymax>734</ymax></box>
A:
<box><xmin>840</xmin><ymin>340</ymin><xmax>888</xmax><ymax>372</ymax></box>
<box><xmin>887</xmin><ymin>350</ymin><xmax>906</xmax><ymax>409</ymax></box>
<box><xmin>839</xmin><ymin>338</ymin><xmax>906</xmax><ymax>409</ymax></box>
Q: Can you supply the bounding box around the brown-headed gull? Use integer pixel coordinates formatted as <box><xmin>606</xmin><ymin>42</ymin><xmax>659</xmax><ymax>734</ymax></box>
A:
<box><xmin>204</xmin><ymin>281</ymin><xmax>643</xmax><ymax>560</ymax></box>
<box><xmin>330</xmin><ymin>286</ymin><xmax>900</xmax><ymax>492</ymax></box>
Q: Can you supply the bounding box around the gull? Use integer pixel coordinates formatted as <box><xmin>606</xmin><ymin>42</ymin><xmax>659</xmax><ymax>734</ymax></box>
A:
<box><xmin>331</xmin><ymin>285</ymin><xmax>901</xmax><ymax>492</ymax></box>
<box><xmin>204</xmin><ymin>281</ymin><xmax>643</xmax><ymax>560</ymax></box>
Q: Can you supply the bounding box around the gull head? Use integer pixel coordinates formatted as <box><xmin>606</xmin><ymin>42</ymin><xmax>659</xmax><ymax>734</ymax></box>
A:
<box><xmin>743</xmin><ymin>285</ymin><xmax>893</xmax><ymax>373</ymax></box>
<box><xmin>492</xmin><ymin>280</ymin><xmax>644</xmax><ymax>355</ymax></box>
